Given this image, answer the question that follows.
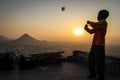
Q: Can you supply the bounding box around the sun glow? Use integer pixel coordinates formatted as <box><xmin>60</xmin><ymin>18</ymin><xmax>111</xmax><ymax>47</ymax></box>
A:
<box><xmin>74</xmin><ymin>27</ymin><xmax>84</xmax><ymax>36</ymax></box>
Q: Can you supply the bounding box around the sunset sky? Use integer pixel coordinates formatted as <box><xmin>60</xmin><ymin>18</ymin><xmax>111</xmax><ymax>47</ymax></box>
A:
<box><xmin>0</xmin><ymin>0</ymin><xmax>120</xmax><ymax>43</ymax></box>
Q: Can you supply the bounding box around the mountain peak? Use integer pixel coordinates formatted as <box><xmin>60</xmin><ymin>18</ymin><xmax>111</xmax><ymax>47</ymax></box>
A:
<box><xmin>17</xmin><ymin>33</ymin><xmax>37</xmax><ymax>41</ymax></box>
<box><xmin>21</xmin><ymin>33</ymin><xmax>31</xmax><ymax>38</ymax></box>
<box><xmin>23</xmin><ymin>33</ymin><xmax>29</xmax><ymax>36</ymax></box>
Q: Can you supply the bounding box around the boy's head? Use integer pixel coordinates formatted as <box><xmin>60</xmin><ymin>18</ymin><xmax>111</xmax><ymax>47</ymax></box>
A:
<box><xmin>97</xmin><ymin>10</ymin><xmax>109</xmax><ymax>21</ymax></box>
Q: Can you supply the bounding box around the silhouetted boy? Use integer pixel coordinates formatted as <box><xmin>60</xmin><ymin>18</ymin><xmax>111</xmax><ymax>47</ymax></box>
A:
<box><xmin>84</xmin><ymin>10</ymin><xmax>109</xmax><ymax>80</ymax></box>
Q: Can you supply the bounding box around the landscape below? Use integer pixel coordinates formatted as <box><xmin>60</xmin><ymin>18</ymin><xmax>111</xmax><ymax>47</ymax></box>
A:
<box><xmin>0</xmin><ymin>33</ymin><xmax>120</xmax><ymax>80</ymax></box>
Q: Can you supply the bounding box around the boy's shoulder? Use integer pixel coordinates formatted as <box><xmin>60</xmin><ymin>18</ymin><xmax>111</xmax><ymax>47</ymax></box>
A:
<box><xmin>98</xmin><ymin>20</ymin><xmax>107</xmax><ymax>25</ymax></box>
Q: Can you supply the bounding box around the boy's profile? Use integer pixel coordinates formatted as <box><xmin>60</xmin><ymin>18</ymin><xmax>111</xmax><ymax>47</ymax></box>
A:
<box><xmin>84</xmin><ymin>10</ymin><xmax>109</xmax><ymax>80</ymax></box>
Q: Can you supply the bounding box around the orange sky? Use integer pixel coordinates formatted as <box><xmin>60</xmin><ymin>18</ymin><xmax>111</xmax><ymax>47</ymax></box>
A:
<box><xmin>0</xmin><ymin>0</ymin><xmax>120</xmax><ymax>44</ymax></box>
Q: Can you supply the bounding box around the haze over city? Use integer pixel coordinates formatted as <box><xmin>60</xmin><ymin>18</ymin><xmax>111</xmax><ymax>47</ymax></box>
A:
<box><xmin>0</xmin><ymin>0</ymin><xmax>120</xmax><ymax>44</ymax></box>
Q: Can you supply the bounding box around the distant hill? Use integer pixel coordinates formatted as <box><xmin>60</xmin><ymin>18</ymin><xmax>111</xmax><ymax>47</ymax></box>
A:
<box><xmin>17</xmin><ymin>33</ymin><xmax>38</xmax><ymax>42</ymax></box>
<box><xmin>0</xmin><ymin>33</ymin><xmax>50</xmax><ymax>46</ymax></box>
<box><xmin>9</xmin><ymin>33</ymin><xmax>41</xmax><ymax>46</ymax></box>
<box><xmin>0</xmin><ymin>35</ymin><xmax>10</xmax><ymax>42</ymax></box>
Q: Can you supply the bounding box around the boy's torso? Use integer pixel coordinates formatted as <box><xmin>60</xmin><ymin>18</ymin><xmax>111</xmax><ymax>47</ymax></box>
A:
<box><xmin>92</xmin><ymin>21</ymin><xmax>107</xmax><ymax>46</ymax></box>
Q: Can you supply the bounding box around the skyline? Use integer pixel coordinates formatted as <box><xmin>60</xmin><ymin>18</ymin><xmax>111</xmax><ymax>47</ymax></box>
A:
<box><xmin>0</xmin><ymin>0</ymin><xmax>120</xmax><ymax>44</ymax></box>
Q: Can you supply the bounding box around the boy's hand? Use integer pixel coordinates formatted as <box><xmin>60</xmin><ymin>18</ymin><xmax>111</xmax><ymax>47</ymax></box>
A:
<box><xmin>84</xmin><ymin>24</ymin><xmax>89</xmax><ymax>30</ymax></box>
<box><xmin>87</xmin><ymin>21</ymin><xmax>90</xmax><ymax>24</ymax></box>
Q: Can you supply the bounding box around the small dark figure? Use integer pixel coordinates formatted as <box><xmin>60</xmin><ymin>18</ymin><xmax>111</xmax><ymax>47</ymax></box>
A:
<box><xmin>84</xmin><ymin>10</ymin><xmax>109</xmax><ymax>80</ymax></box>
<box><xmin>61</xmin><ymin>6</ymin><xmax>65</xmax><ymax>11</ymax></box>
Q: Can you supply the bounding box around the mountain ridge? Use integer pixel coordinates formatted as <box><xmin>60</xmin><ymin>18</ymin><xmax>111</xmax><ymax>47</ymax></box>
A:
<box><xmin>0</xmin><ymin>35</ymin><xmax>11</xmax><ymax>42</ymax></box>
<box><xmin>0</xmin><ymin>33</ymin><xmax>48</xmax><ymax>46</ymax></box>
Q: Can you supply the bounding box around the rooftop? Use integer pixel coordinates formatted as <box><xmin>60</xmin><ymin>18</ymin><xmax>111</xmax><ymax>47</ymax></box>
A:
<box><xmin>0</xmin><ymin>62</ymin><xmax>119</xmax><ymax>80</ymax></box>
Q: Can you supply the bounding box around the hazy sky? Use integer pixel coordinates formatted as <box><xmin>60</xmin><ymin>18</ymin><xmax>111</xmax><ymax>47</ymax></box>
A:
<box><xmin>0</xmin><ymin>0</ymin><xmax>120</xmax><ymax>43</ymax></box>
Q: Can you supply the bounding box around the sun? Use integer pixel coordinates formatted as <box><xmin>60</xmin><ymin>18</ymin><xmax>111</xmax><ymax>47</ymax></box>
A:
<box><xmin>73</xmin><ymin>27</ymin><xmax>84</xmax><ymax>36</ymax></box>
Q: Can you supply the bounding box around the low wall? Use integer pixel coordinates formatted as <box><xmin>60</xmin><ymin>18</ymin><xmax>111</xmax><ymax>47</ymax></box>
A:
<box><xmin>71</xmin><ymin>50</ymin><xmax>120</xmax><ymax>75</ymax></box>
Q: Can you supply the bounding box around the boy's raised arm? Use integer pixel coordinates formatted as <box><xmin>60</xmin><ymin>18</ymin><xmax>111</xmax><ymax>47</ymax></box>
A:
<box><xmin>87</xmin><ymin>21</ymin><xmax>107</xmax><ymax>29</ymax></box>
<box><xmin>84</xmin><ymin>24</ymin><xmax>94</xmax><ymax>34</ymax></box>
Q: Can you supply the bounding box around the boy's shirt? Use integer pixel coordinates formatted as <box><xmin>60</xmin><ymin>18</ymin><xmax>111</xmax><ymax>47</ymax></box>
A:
<box><xmin>87</xmin><ymin>20</ymin><xmax>107</xmax><ymax>46</ymax></box>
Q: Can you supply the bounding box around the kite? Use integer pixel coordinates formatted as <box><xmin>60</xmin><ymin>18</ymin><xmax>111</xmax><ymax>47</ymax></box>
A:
<box><xmin>61</xmin><ymin>6</ymin><xmax>65</xmax><ymax>11</ymax></box>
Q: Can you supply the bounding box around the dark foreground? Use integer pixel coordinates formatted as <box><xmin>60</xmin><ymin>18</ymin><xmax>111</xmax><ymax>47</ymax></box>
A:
<box><xmin>0</xmin><ymin>62</ymin><xmax>120</xmax><ymax>80</ymax></box>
